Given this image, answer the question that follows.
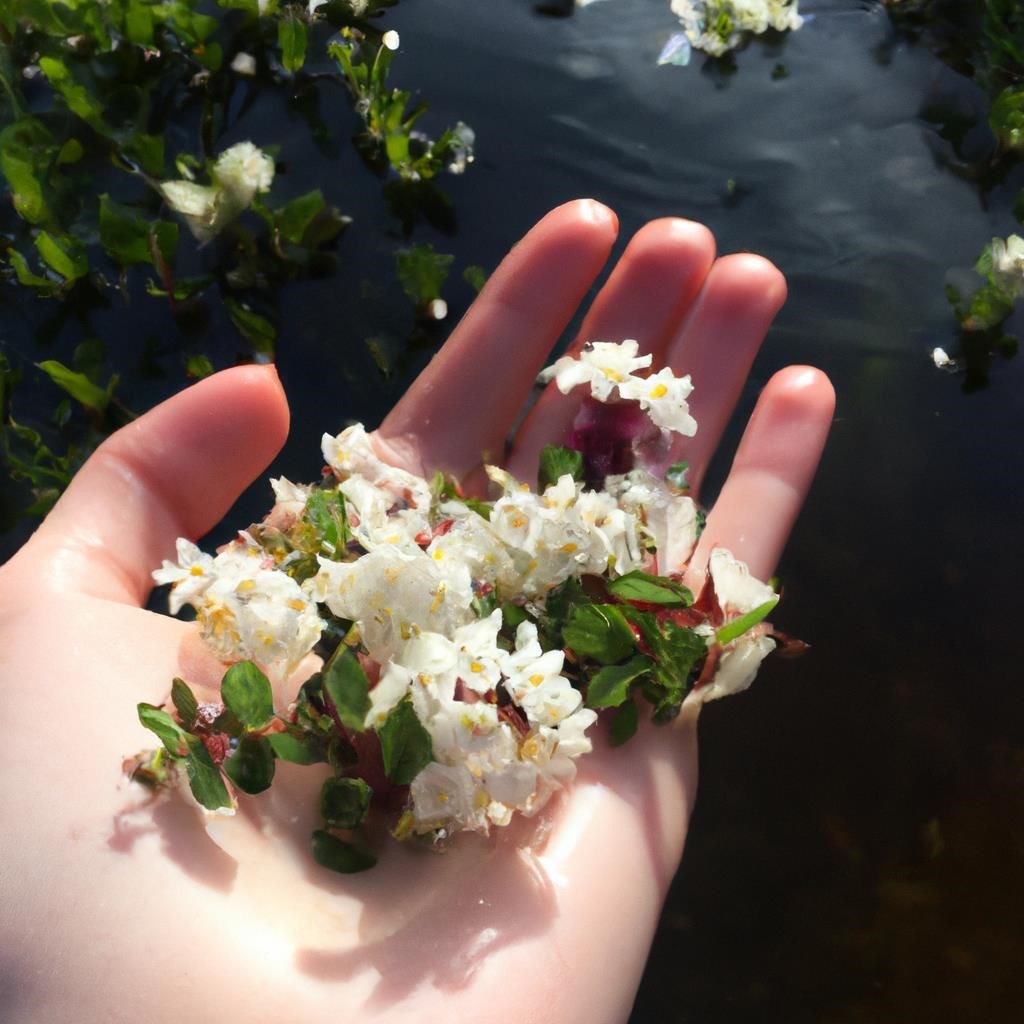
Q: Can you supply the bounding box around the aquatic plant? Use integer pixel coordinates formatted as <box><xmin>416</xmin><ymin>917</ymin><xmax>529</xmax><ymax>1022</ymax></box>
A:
<box><xmin>0</xmin><ymin>0</ymin><xmax>475</xmax><ymax>527</ymax></box>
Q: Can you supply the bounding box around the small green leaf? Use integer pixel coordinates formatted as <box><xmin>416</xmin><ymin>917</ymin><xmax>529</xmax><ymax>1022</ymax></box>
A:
<box><xmin>171</xmin><ymin>677</ymin><xmax>199</xmax><ymax>728</ymax></box>
<box><xmin>56</xmin><ymin>138</ymin><xmax>84</xmax><ymax>165</ymax></box>
<box><xmin>563</xmin><ymin>604</ymin><xmax>637</xmax><ymax>664</ymax></box>
<box><xmin>183</xmin><ymin>735</ymin><xmax>233</xmax><ymax>810</ymax></box>
<box><xmin>716</xmin><ymin>596</ymin><xmax>779</xmax><ymax>645</ymax></box>
<box><xmin>99</xmin><ymin>195</ymin><xmax>178</xmax><ymax>267</ymax></box>
<box><xmin>587</xmin><ymin>655</ymin><xmax>654</xmax><ymax>709</ymax></box>
<box><xmin>279</xmin><ymin>15</ymin><xmax>308</xmax><ymax>73</ymax></box>
<box><xmin>538</xmin><ymin>445</ymin><xmax>584</xmax><ymax>490</ymax></box>
<box><xmin>276</xmin><ymin>189</ymin><xmax>325</xmax><ymax>244</ymax></box>
<box><xmin>320</xmin><ymin>776</ymin><xmax>372</xmax><ymax>829</ymax></box>
<box><xmin>268</xmin><ymin>730</ymin><xmax>326</xmax><ymax>765</ymax></box>
<box><xmin>37</xmin><ymin>360</ymin><xmax>110</xmax><ymax>412</ymax></box>
<box><xmin>608</xmin><ymin>698</ymin><xmax>640</xmax><ymax>747</ymax></box>
<box><xmin>34</xmin><ymin>232</ymin><xmax>87</xmax><ymax>281</ymax></box>
<box><xmin>395</xmin><ymin>243</ymin><xmax>453</xmax><ymax>306</ymax></box>
<box><xmin>990</xmin><ymin>84</ymin><xmax>1024</xmax><ymax>152</ymax></box>
<box><xmin>322</xmin><ymin>647</ymin><xmax>371</xmax><ymax>733</ymax></box>
<box><xmin>608</xmin><ymin>571</ymin><xmax>693</xmax><ymax>607</ymax></box>
<box><xmin>223</xmin><ymin>735</ymin><xmax>276</xmax><ymax>794</ymax></box>
<box><xmin>185</xmin><ymin>354</ymin><xmax>215</xmax><ymax>379</ymax></box>
<box><xmin>138</xmin><ymin>703</ymin><xmax>189</xmax><ymax>756</ymax></box>
<box><xmin>463</xmin><ymin>265</ymin><xmax>487</xmax><ymax>293</ymax></box>
<box><xmin>377</xmin><ymin>698</ymin><xmax>433</xmax><ymax>786</ymax></box>
<box><xmin>304</xmin><ymin>488</ymin><xmax>350</xmax><ymax>555</ymax></box>
<box><xmin>311</xmin><ymin>829</ymin><xmax>376</xmax><ymax>873</ymax></box>
<box><xmin>225</xmin><ymin>298</ymin><xmax>277</xmax><ymax>355</ymax></box>
<box><xmin>221</xmin><ymin>661</ymin><xmax>274</xmax><ymax>729</ymax></box>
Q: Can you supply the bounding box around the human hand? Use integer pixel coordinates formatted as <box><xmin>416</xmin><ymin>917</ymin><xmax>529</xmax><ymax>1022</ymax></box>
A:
<box><xmin>0</xmin><ymin>200</ymin><xmax>833</xmax><ymax>1024</ymax></box>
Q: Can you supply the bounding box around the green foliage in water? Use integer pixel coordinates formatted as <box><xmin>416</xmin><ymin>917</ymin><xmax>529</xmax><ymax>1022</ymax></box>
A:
<box><xmin>0</xmin><ymin>0</ymin><xmax>477</xmax><ymax>531</ymax></box>
<box><xmin>886</xmin><ymin>0</ymin><xmax>1024</xmax><ymax>387</ymax></box>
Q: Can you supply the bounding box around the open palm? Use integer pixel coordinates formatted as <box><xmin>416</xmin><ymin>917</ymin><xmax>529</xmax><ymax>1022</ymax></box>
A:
<box><xmin>0</xmin><ymin>200</ymin><xmax>833</xmax><ymax>1024</ymax></box>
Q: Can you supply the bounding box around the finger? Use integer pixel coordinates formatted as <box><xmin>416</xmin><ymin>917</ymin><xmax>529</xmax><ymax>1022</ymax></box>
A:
<box><xmin>662</xmin><ymin>253</ymin><xmax>788</xmax><ymax>495</ymax></box>
<box><xmin>507</xmin><ymin>218</ymin><xmax>716</xmax><ymax>480</ymax></box>
<box><xmin>687</xmin><ymin>366</ymin><xmax>835</xmax><ymax>584</ymax></box>
<box><xmin>376</xmin><ymin>199</ymin><xmax>619</xmax><ymax>480</ymax></box>
<box><xmin>17</xmin><ymin>365</ymin><xmax>290</xmax><ymax>606</ymax></box>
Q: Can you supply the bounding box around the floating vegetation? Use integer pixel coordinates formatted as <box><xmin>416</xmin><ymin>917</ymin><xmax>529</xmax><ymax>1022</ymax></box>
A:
<box><xmin>0</xmin><ymin>0</ymin><xmax>477</xmax><ymax>529</ymax></box>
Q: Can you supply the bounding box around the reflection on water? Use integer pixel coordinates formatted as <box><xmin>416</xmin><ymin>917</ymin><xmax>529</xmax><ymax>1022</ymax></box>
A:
<box><xmin>382</xmin><ymin>1</ymin><xmax>1024</xmax><ymax>1019</ymax></box>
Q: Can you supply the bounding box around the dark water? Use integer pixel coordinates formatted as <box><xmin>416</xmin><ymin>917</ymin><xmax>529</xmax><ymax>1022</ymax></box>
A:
<box><xmin>8</xmin><ymin>0</ymin><xmax>1024</xmax><ymax>1017</ymax></box>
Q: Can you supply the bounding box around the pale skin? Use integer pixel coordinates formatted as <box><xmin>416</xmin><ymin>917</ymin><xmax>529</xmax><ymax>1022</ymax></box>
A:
<box><xmin>0</xmin><ymin>200</ymin><xmax>833</xmax><ymax>1024</ymax></box>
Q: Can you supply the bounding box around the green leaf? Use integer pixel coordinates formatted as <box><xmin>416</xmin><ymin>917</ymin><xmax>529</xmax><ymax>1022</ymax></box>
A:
<box><xmin>279</xmin><ymin>15</ymin><xmax>308</xmax><ymax>74</ymax></box>
<box><xmin>38</xmin><ymin>56</ymin><xmax>105</xmax><ymax>130</ymax></box>
<box><xmin>6</xmin><ymin>250</ymin><xmax>56</xmax><ymax>291</ymax></box>
<box><xmin>183</xmin><ymin>735</ymin><xmax>233</xmax><ymax>810</ymax></box>
<box><xmin>34</xmin><ymin>232</ymin><xmax>87</xmax><ymax>281</ymax></box>
<box><xmin>395</xmin><ymin>243</ymin><xmax>453</xmax><ymax>306</ymax></box>
<box><xmin>538</xmin><ymin>445</ymin><xmax>584</xmax><ymax>490</ymax></box>
<box><xmin>716</xmin><ymin>596</ymin><xmax>779</xmax><ymax>645</ymax></box>
<box><xmin>377</xmin><ymin>698</ymin><xmax>433</xmax><ymax>786</ymax></box>
<box><xmin>268</xmin><ymin>730</ymin><xmax>326</xmax><ymax>765</ymax></box>
<box><xmin>0</xmin><ymin>116</ymin><xmax>56</xmax><ymax>225</ymax></box>
<box><xmin>311</xmin><ymin>829</ymin><xmax>376</xmax><ymax>873</ymax></box>
<box><xmin>223</xmin><ymin>735</ymin><xmax>276</xmax><ymax>794</ymax></box>
<box><xmin>463</xmin><ymin>265</ymin><xmax>487</xmax><ymax>293</ymax></box>
<box><xmin>56</xmin><ymin>138</ymin><xmax>84</xmax><ymax>165</ymax></box>
<box><xmin>303</xmin><ymin>488</ymin><xmax>350</xmax><ymax>555</ymax></box>
<box><xmin>137</xmin><ymin>703</ymin><xmax>189</xmax><ymax>756</ymax></box>
<box><xmin>99</xmin><ymin>195</ymin><xmax>178</xmax><ymax>267</ymax></box>
<box><xmin>587</xmin><ymin>655</ymin><xmax>654</xmax><ymax>709</ymax></box>
<box><xmin>608</xmin><ymin>571</ymin><xmax>693</xmax><ymax>607</ymax></box>
<box><xmin>608</xmin><ymin>698</ymin><xmax>640</xmax><ymax>747</ymax></box>
<box><xmin>221</xmin><ymin>661</ymin><xmax>274</xmax><ymax>729</ymax></box>
<box><xmin>186</xmin><ymin>354</ymin><xmax>215</xmax><ymax>379</ymax></box>
<box><xmin>37</xmin><ymin>360</ymin><xmax>110</xmax><ymax>411</ymax></box>
<box><xmin>320</xmin><ymin>776</ymin><xmax>373</xmax><ymax>829</ymax></box>
<box><xmin>990</xmin><ymin>85</ymin><xmax>1024</xmax><ymax>152</ymax></box>
<box><xmin>224</xmin><ymin>298</ymin><xmax>277</xmax><ymax>356</ymax></box>
<box><xmin>563</xmin><ymin>603</ymin><xmax>637</xmax><ymax>664</ymax></box>
<box><xmin>276</xmin><ymin>189</ymin><xmax>325</xmax><ymax>244</ymax></box>
<box><xmin>322</xmin><ymin>647</ymin><xmax>371</xmax><ymax>733</ymax></box>
<box><xmin>171</xmin><ymin>677</ymin><xmax>199</xmax><ymax>728</ymax></box>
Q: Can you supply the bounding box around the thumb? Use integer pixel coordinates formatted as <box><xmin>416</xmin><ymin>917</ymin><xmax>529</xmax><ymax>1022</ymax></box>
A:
<box><xmin>16</xmin><ymin>364</ymin><xmax>290</xmax><ymax>605</ymax></box>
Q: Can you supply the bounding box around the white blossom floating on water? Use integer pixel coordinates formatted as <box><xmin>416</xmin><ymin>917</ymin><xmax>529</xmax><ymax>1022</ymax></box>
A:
<box><xmin>159</xmin><ymin>141</ymin><xmax>274</xmax><ymax>243</ymax></box>
<box><xmin>989</xmin><ymin>234</ymin><xmax>1024</xmax><ymax>299</ymax></box>
<box><xmin>668</xmin><ymin>0</ymin><xmax>803</xmax><ymax>59</ymax></box>
<box><xmin>138</xmin><ymin>342</ymin><xmax>792</xmax><ymax>868</ymax></box>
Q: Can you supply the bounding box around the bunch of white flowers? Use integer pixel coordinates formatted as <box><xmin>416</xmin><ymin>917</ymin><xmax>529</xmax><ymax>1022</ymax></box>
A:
<box><xmin>150</xmin><ymin>341</ymin><xmax>782</xmax><ymax>845</ymax></box>
<box><xmin>667</xmin><ymin>0</ymin><xmax>803</xmax><ymax>59</ymax></box>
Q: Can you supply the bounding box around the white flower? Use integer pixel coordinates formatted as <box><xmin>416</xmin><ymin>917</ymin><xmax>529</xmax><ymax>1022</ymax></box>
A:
<box><xmin>153</xmin><ymin>538</ymin><xmax>217</xmax><ymax>614</ymax></box>
<box><xmin>322</xmin><ymin>423</ymin><xmax>432</xmax><ymax>510</ymax></box>
<box><xmin>605</xmin><ymin>468</ymin><xmax>698</xmax><ymax>571</ymax></box>
<box><xmin>505</xmin><ymin>648</ymin><xmax>581</xmax><ymax>728</ymax></box>
<box><xmin>161</xmin><ymin>141</ymin><xmax>274</xmax><ymax>243</ymax></box>
<box><xmin>310</xmin><ymin>547</ymin><xmax>472</xmax><ymax>665</ymax></box>
<box><xmin>551</xmin><ymin>339</ymin><xmax>652</xmax><ymax>401</ymax></box>
<box><xmin>709</xmin><ymin>547</ymin><xmax>776</xmax><ymax>614</ymax></box>
<box><xmin>669</xmin><ymin>0</ymin><xmax>802</xmax><ymax>57</ymax></box>
<box><xmin>689</xmin><ymin>547</ymin><xmax>779</xmax><ymax>703</ymax></box>
<box><xmin>990</xmin><ymin>234</ymin><xmax>1024</xmax><ymax>298</ymax></box>
<box><xmin>409</xmin><ymin>762</ymin><xmax>483</xmax><ymax>830</ymax></box>
<box><xmin>618</xmin><ymin>367</ymin><xmax>698</xmax><ymax>437</ymax></box>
